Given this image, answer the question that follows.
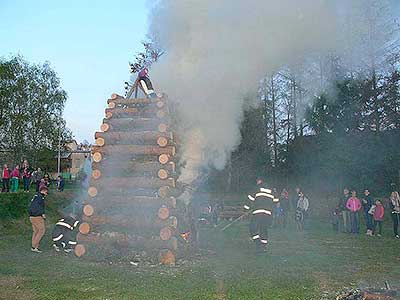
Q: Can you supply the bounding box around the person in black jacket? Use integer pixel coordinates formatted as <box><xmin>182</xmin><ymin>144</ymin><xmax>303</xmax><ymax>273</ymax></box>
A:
<box><xmin>361</xmin><ymin>189</ymin><xmax>374</xmax><ymax>236</ymax></box>
<box><xmin>28</xmin><ymin>186</ymin><xmax>48</xmax><ymax>252</ymax></box>
<box><xmin>390</xmin><ymin>191</ymin><xmax>400</xmax><ymax>238</ymax></box>
<box><xmin>56</xmin><ymin>175</ymin><xmax>65</xmax><ymax>192</ymax></box>
<box><xmin>52</xmin><ymin>215</ymin><xmax>80</xmax><ymax>253</ymax></box>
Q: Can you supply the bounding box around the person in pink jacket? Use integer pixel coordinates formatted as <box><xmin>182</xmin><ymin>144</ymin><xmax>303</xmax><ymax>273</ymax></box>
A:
<box><xmin>346</xmin><ymin>191</ymin><xmax>361</xmax><ymax>234</ymax></box>
<box><xmin>373</xmin><ymin>200</ymin><xmax>384</xmax><ymax>236</ymax></box>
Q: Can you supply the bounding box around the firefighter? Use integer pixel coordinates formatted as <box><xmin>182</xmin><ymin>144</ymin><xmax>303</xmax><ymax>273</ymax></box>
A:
<box><xmin>137</xmin><ymin>67</ymin><xmax>157</xmax><ymax>98</ymax></box>
<box><xmin>52</xmin><ymin>215</ymin><xmax>80</xmax><ymax>253</ymax></box>
<box><xmin>244</xmin><ymin>179</ymin><xmax>278</xmax><ymax>253</ymax></box>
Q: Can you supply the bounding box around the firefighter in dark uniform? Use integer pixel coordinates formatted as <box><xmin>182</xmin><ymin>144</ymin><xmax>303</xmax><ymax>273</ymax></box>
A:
<box><xmin>244</xmin><ymin>179</ymin><xmax>279</xmax><ymax>253</ymax></box>
<box><xmin>52</xmin><ymin>215</ymin><xmax>80</xmax><ymax>253</ymax></box>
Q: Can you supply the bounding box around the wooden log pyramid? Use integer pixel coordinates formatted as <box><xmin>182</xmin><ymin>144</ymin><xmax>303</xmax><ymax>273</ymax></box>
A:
<box><xmin>75</xmin><ymin>93</ymin><xmax>178</xmax><ymax>264</ymax></box>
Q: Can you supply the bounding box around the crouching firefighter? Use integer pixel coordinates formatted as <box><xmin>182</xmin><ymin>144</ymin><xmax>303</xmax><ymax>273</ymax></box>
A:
<box><xmin>52</xmin><ymin>215</ymin><xmax>80</xmax><ymax>253</ymax></box>
<box><xmin>244</xmin><ymin>180</ymin><xmax>279</xmax><ymax>253</ymax></box>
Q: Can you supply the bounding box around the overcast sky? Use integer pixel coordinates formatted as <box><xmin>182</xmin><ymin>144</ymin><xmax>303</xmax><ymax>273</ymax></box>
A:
<box><xmin>0</xmin><ymin>0</ymin><xmax>149</xmax><ymax>143</ymax></box>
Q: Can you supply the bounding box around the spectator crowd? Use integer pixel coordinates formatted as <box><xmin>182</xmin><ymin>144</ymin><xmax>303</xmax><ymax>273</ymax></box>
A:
<box><xmin>332</xmin><ymin>188</ymin><xmax>400</xmax><ymax>239</ymax></box>
<box><xmin>1</xmin><ymin>160</ymin><xmax>65</xmax><ymax>193</ymax></box>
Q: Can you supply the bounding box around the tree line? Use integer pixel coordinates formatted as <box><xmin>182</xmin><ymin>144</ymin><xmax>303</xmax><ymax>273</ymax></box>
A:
<box><xmin>0</xmin><ymin>56</ymin><xmax>71</xmax><ymax>169</ymax></box>
<box><xmin>210</xmin><ymin>1</ymin><xmax>400</xmax><ymax>196</ymax></box>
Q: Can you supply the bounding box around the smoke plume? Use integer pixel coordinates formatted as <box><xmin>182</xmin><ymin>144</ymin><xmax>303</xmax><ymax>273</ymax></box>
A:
<box><xmin>147</xmin><ymin>0</ymin><xmax>398</xmax><ymax>184</ymax></box>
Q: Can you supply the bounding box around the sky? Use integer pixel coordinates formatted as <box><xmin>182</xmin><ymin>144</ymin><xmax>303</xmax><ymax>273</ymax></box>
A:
<box><xmin>0</xmin><ymin>0</ymin><xmax>150</xmax><ymax>143</ymax></box>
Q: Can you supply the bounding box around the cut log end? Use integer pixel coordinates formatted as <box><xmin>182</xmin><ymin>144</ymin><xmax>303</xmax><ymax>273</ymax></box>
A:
<box><xmin>96</xmin><ymin>138</ymin><xmax>105</xmax><ymax>147</ymax></box>
<box><xmin>93</xmin><ymin>152</ymin><xmax>102</xmax><ymax>163</ymax></box>
<box><xmin>83</xmin><ymin>204</ymin><xmax>94</xmax><ymax>217</ymax></box>
<box><xmin>111</xmin><ymin>93</ymin><xmax>119</xmax><ymax>99</ymax></box>
<box><xmin>158</xmin><ymin>205</ymin><xmax>170</xmax><ymax>220</ymax></box>
<box><xmin>158</xmin><ymin>123</ymin><xmax>167</xmax><ymax>133</ymax></box>
<box><xmin>92</xmin><ymin>169</ymin><xmax>102</xmax><ymax>180</ymax></box>
<box><xmin>157</xmin><ymin>169</ymin><xmax>168</xmax><ymax>180</ymax></box>
<box><xmin>158</xmin><ymin>154</ymin><xmax>170</xmax><ymax>165</ymax></box>
<box><xmin>74</xmin><ymin>244</ymin><xmax>86</xmax><ymax>257</ymax></box>
<box><xmin>159</xmin><ymin>249</ymin><xmax>175</xmax><ymax>265</ymax></box>
<box><xmin>108</xmin><ymin>102</ymin><xmax>116</xmax><ymax>109</ymax></box>
<box><xmin>79</xmin><ymin>222</ymin><xmax>91</xmax><ymax>234</ymax></box>
<box><xmin>156</xmin><ymin>110</ymin><xmax>166</xmax><ymax>119</ymax></box>
<box><xmin>160</xmin><ymin>227</ymin><xmax>173</xmax><ymax>241</ymax></box>
<box><xmin>100</xmin><ymin>123</ymin><xmax>110</xmax><ymax>132</ymax></box>
<box><xmin>157</xmin><ymin>136</ymin><xmax>168</xmax><ymax>147</ymax></box>
<box><xmin>105</xmin><ymin>111</ymin><xmax>113</xmax><ymax>119</ymax></box>
<box><xmin>88</xmin><ymin>186</ymin><xmax>98</xmax><ymax>198</ymax></box>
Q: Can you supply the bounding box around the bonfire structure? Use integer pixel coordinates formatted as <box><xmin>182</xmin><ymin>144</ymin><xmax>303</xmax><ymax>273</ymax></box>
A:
<box><xmin>74</xmin><ymin>92</ymin><xmax>182</xmax><ymax>265</ymax></box>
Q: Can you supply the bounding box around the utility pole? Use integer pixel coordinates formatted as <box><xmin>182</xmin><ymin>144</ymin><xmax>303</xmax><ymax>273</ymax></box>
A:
<box><xmin>57</xmin><ymin>127</ymin><xmax>61</xmax><ymax>175</ymax></box>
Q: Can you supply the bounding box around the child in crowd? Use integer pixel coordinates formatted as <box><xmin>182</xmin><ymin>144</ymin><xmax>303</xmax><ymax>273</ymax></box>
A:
<box><xmin>295</xmin><ymin>207</ymin><xmax>304</xmax><ymax>231</ymax></box>
<box><xmin>331</xmin><ymin>205</ymin><xmax>341</xmax><ymax>233</ymax></box>
<box><xmin>56</xmin><ymin>176</ymin><xmax>65</xmax><ymax>192</ymax></box>
<box><xmin>372</xmin><ymin>200</ymin><xmax>384</xmax><ymax>236</ymax></box>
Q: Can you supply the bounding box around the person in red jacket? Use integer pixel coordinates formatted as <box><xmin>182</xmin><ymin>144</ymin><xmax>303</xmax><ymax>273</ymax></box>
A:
<box><xmin>372</xmin><ymin>200</ymin><xmax>384</xmax><ymax>236</ymax></box>
<box><xmin>346</xmin><ymin>190</ymin><xmax>362</xmax><ymax>234</ymax></box>
<box><xmin>2</xmin><ymin>164</ymin><xmax>10</xmax><ymax>192</ymax></box>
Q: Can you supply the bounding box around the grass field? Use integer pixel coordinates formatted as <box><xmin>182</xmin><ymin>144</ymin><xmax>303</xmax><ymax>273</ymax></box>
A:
<box><xmin>1</xmin><ymin>193</ymin><xmax>400</xmax><ymax>300</ymax></box>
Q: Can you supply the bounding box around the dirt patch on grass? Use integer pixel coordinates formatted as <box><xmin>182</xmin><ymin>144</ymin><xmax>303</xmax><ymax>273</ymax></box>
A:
<box><xmin>0</xmin><ymin>275</ymin><xmax>36</xmax><ymax>300</ymax></box>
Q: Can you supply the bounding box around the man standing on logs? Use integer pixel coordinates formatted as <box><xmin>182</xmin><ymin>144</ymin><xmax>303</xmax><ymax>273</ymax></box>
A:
<box><xmin>52</xmin><ymin>215</ymin><xmax>80</xmax><ymax>253</ymax></box>
<box><xmin>136</xmin><ymin>67</ymin><xmax>157</xmax><ymax>98</ymax></box>
<box><xmin>244</xmin><ymin>178</ymin><xmax>278</xmax><ymax>254</ymax></box>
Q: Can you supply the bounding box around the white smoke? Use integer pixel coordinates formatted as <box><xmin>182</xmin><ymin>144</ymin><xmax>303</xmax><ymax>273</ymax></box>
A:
<box><xmin>147</xmin><ymin>0</ymin><xmax>399</xmax><ymax>184</ymax></box>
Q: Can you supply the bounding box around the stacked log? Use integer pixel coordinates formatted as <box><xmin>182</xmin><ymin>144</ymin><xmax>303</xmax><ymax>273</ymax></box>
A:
<box><xmin>77</xmin><ymin>93</ymin><xmax>180</xmax><ymax>264</ymax></box>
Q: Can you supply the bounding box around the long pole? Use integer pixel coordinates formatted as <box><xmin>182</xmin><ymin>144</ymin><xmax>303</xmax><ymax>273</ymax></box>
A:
<box><xmin>221</xmin><ymin>213</ymin><xmax>248</xmax><ymax>231</ymax></box>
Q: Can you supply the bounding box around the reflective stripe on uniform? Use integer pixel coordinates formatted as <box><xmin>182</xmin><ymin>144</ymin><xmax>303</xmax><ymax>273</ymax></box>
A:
<box><xmin>68</xmin><ymin>241</ymin><xmax>77</xmax><ymax>245</ymax></box>
<box><xmin>260</xmin><ymin>239</ymin><xmax>268</xmax><ymax>244</ymax></box>
<box><xmin>273</xmin><ymin>198</ymin><xmax>280</xmax><ymax>203</ymax></box>
<box><xmin>252</xmin><ymin>209</ymin><xmax>272</xmax><ymax>215</ymax></box>
<box><xmin>247</xmin><ymin>195</ymin><xmax>255</xmax><ymax>201</ymax></box>
<box><xmin>52</xmin><ymin>234</ymin><xmax>64</xmax><ymax>241</ymax></box>
<box><xmin>61</xmin><ymin>242</ymin><xmax>66</xmax><ymax>248</ymax></box>
<box><xmin>252</xmin><ymin>235</ymin><xmax>260</xmax><ymax>240</ymax></box>
<box><xmin>73</xmin><ymin>221</ymin><xmax>79</xmax><ymax>228</ymax></box>
<box><xmin>255</xmin><ymin>192</ymin><xmax>274</xmax><ymax>199</ymax></box>
<box><xmin>56</xmin><ymin>221</ymin><xmax>73</xmax><ymax>230</ymax></box>
<box><xmin>260</xmin><ymin>188</ymin><xmax>272</xmax><ymax>194</ymax></box>
<box><xmin>244</xmin><ymin>205</ymin><xmax>250</xmax><ymax>210</ymax></box>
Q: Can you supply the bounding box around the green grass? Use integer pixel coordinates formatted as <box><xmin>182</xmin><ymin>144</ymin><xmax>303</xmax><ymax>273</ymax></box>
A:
<box><xmin>1</xmin><ymin>193</ymin><xmax>400</xmax><ymax>300</ymax></box>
